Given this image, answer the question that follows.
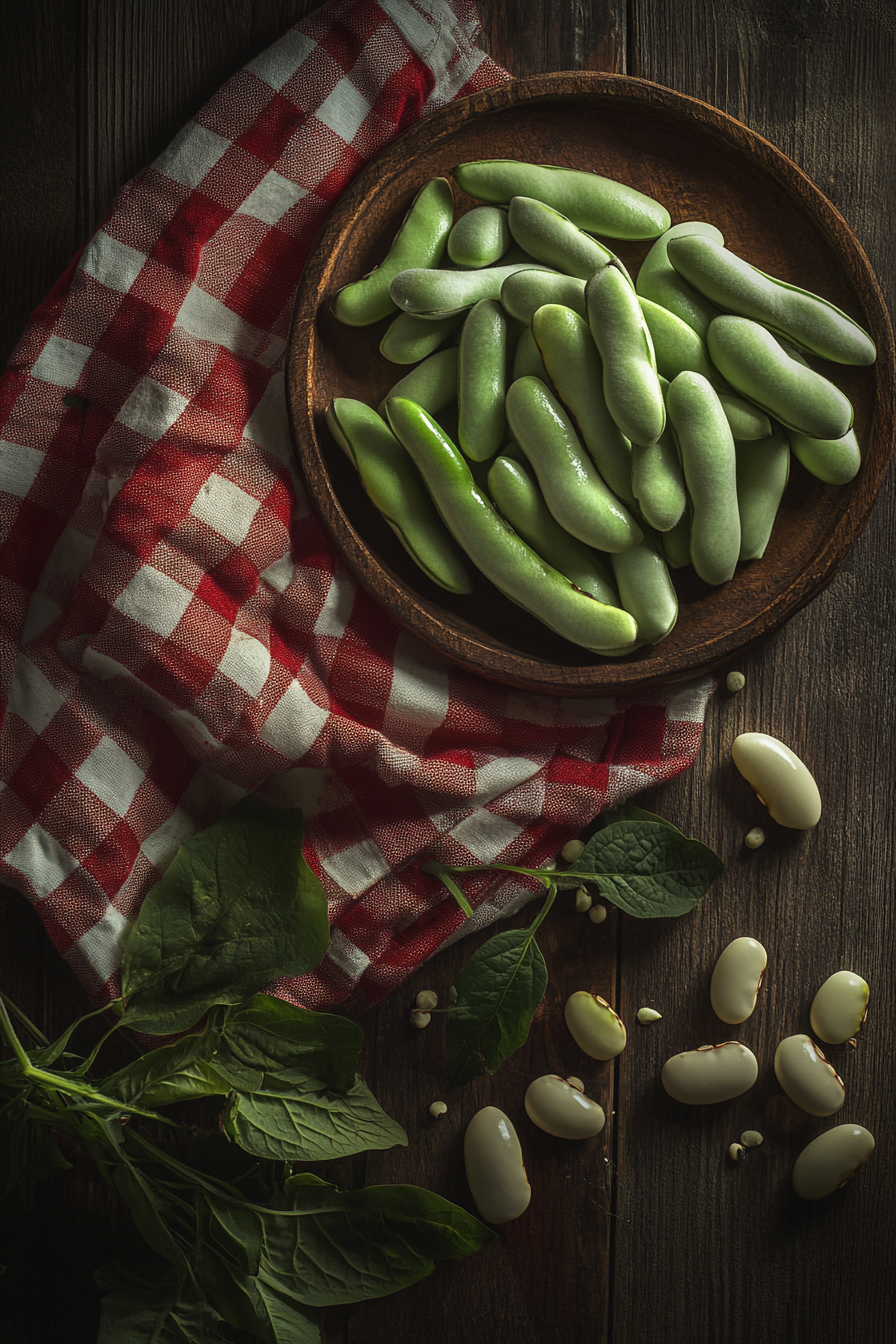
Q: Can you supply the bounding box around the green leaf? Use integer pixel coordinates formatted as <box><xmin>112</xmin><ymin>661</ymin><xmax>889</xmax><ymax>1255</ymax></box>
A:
<box><xmin>571</xmin><ymin>819</ymin><xmax>724</xmax><ymax>917</ymax></box>
<box><xmin>102</xmin><ymin>1029</ymin><xmax>231</xmax><ymax>1109</ymax></box>
<box><xmin>195</xmin><ymin>1249</ymin><xmax>321</xmax><ymax>1344</ymax></box>
<box><xmin>120</xmin><ymin>798</ymin><xmax>330</xmax><ymax>1035</ymax></box>
<box><xmin>602</xmin><ymin>802</ymin><xmax>685</xmax><ymax>833</ymax></box>
<box><xmin>112</xmin><ymin>1162</ymin><xmax>187</xmax><ymax>1273</ymax></box>
<box><xmin>446</xmin><ymin>928</ymin><xmax>548</xmax><ymax>1085</ymax></box>
<box><xmin>96</xmin><ymin>1267</ymin><xmax>229</xmax><ymax>1344</ymax></box>
<box><xmin>218</xmin><ymin>994</ymin><xmax>362</xmax><ymax>1095</ymax></box>
<box><xmin>223</xmin><ymin>1075</ymin><xmax>408</xmax><ymax>1163</ymax></box>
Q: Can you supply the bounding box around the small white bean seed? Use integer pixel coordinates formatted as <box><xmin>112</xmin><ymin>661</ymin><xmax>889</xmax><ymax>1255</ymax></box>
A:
<box><xmin>661</xmin><ymin>1042</ymin><xmax>758</xmax><ymax>1105</ymax></box>
<box><xmin>524</xmin><ymin>1074</ymin><xmax>606</xmax><ymax>1139</ymax></box>
<box><xmin>728</xmin><ymin>1142</ymin><xmax>747</xmax><ymax>1162</ymax></box>
<box><xmin>740</xmin><ymin>1129</ymin><xmax>764</xmax><ymax>1148</ymax></box>
<box><xmin>774</xmin><ymin>1034</ymin><xmax>845</xmax><ymax>1116</ymax></box>
<box><xmin>410</xmin><ymin>1009</ymin><xmax>431</xmax><ymax>1028</ymax></box>
<box><xmin>565</xmin><ymin>991</ymin><xmax>626</xmax><ymax>1059</ymax></box>
<box><xmin>744</xmin><ymin>827</ymin><xmax>766</xmax><ymax>849</ymax></box>
<box><xmin>562</xmin><ymin>837</ymin><xmax>586</xmax><ymax>863</ymax></box>
<box><xmin>637</xmin><ymin>1007</ymin><xmax>662</xmax><ymax>1024</ymax></box>
<box><xmin>731</xmin><ymin>732</ymin><xmax>821</xmax><ymax>829</ymax></box>
<box><xmin>429</xmin><ymin>1101</ymin><xmax>448</xmax><ymax>1118</ymax></box>
<box><xmin>792</xmin><ymin>1123</ymin><xmax>874</xmax><ymax>1200</ymax></box>
<box><xmin>448</xmin><ymin>984</ymin><xmax>458</xmax><ymax>1005</ymax></box>
<box><xmin>588</xmin><ymin>904</ymin><xmax>608</xmax><ymax>924</ymax></box>
<box><xmin>574</xmin><ymin>886</ymin><xmax>593</xmax><ymax>913</ymax></box>
<box><xmin>809</xmin><ymin>970</ymin><xmax>870</xmax><ymax>1045</ymax></box>
<box><xmin>464</xmin><ymin>1106</ymin><xmax>531</xmax><ymax>1223</ymax></box>
<box><xmin>415</xmin><ymin>989</ymin><xmax>438</xmax><ymax>1011</ymax></box>
<box><xmin>710</xmin><ymin>936</ymin><xmax>767</xmax><ymax>1024</ymax></box>
<box><xmin>565</xmin><ymin>1076</ymin><xmax>585</xmax><ymax>1092</ymax></box>
<box><xmin>726</xmin><ymin>670</ymin><xmax>746</xmax><ymax>693</ymax></box>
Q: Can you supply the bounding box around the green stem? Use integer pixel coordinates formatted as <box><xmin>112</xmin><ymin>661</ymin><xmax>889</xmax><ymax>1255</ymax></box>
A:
<box><xmin>0</xmin><ymin>995</ymin><xmax>32</xmax><ymax>1071</ymax></box>
<box><xmin>0</xmin><ymin>991</ymin><xmax>49</xmax><ymax>1047</ymax></box>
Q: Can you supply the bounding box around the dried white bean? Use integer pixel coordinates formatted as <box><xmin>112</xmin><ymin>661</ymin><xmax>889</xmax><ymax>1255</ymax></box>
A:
<box><xmin>774</xmin><ymin>1033</ymin><xmax>845</xmax><ymax>1116</ymax></box>
<box><xmin>662</xmin><ymin>1042</ymin><xmax>758</xmax><ymax>1104</ymax></box>
<box><xmin>416</xmin><ymin>989</ymin><xmax>438</xmax><ymax>1010</ymax></box>
<box><xmin>809</xmin><ymin>970</ymin><xmax>869</xmax><ymax>1045</ymax></box>
<box><xmin>429</xmin><ymin>1101</ymin><xmax>448</xmax><ymax>1118</ymax></box>
<box><xmin>744</xmin><ymin>827</ymin><xmax>766</xmax><ymax>849</ymax></box>
<box><xmin>728</xmin><ymin>1142</ymin><xmax>747</xmax><ymax>1162</ymax></box>
<box><xmin>562</xmin><ymin>838</ymin><xmax>586</xmax><ymax>863</ymax></box>
<box><xmin>726</xmin><ymin>670</ymin><xmax>746</xmax><ymax>692</ymax></box>
<box><xmin>524</xmin><ymin>1074</ymin><xmax>606</xmax><ymax>1139</ymax></box>
<box><xmin>410</xmin><ymin>1009</ymin><xmax>431</xmax><ymax>1028</ymax></box>
<box><xmin>740</xmin><ymin>1129</ymin><xmax>764</xmax><ymax>1148</ymax></box>
<box><xmin>565</xmin><ymin>991</ymin><xmax>626</xmax><ymax>1059</ymax></box>
<box><xmin>637</xmin><ymin>1006</ymin><xmax>662</xmax><ymax>1024</ymax></box>
<box><xmin>731</xmin><ymin>731</ymin><xmax>821</xmax><ymax>829</ymax></box>
<box><xmin>792</xmin><ymin>1124</ymin><xmax>874</xmax><ymax>1200</ymax></box>
<box><xmin>588</xmin><ymin>904</ymin><xmax>608</xmax><ymax>925</ymax></box>
<box><xmin>463</xmin><ymin>1106</ymin><xmax>531</xmax><ymax>1223</ymax></box>
<box><xmin>710</xmin><ymin>936</ymin><xmax>767</xmax><ymax>1024</ymax></box>
<box><xmin>574</xmin><ymin>886</ymin><xmax>593</xmax><ymax>913</ymax></box>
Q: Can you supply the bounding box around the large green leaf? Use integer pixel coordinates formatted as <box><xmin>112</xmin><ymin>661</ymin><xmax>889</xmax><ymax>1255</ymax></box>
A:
<box><xmin>446</xmin><ymin>928</ymin><xmax>548</xmax><ymax>1086</ymax></box>
<box><xmin>96</xmin><ymin>1268</ymin><xmax>228</xmax><ymax>1344</ymax></box>
<box><xmin>223</xmin><ymin>1075</ymin><xmax>407</xmax><ymax>1162</ymax></box>
<box><xmin>217</xmin><ymin>994</ymin><xmax>362</xmax><ymax>1094</ymax></box>
<box><xmin>572</xmin><ymin>818</ymin><xmax>725</xmax><ymax>917</ymax></box>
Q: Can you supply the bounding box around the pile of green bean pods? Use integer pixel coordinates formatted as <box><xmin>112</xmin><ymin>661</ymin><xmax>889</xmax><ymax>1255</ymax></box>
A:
<box><xmin>326</xmin><ymin>159</ymin><xmax>876</xmax><ymax>658</ymax></box>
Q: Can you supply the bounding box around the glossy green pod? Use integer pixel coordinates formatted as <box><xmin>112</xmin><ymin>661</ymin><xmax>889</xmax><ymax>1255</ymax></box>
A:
<box><xmin>486</xmin><ymin>454</ymin><xmax>620</xmax><ymax>606</ymax></box>
<box><xmin>377</xmin><ymin>347</ymin><xmax>458</xmax><ymax>418</ymax></box>
<box><xmin>505</xmin><ymin>376</ymin><xmax>643</xmax><ymax>553</ymax></box>
<box><xmin>718</xmin><ymin>392</ymin><xmax>771</xmax><ymax>442</ymax></box>
<box><xmin>447</xmin><ymin>204</ymin><xmax>510</xmax><ymax>268</ymax></box>
<box><xmin>660</xmin><ymin>505</ymin><xmax>693</xmax><ymax>569</ymax></box>
<box><xmin>512</xmin><ymin>324</ymin><xmax>549</xmax><ymax>381</ymax></box>
<box><xmin>333</xmin><ymin>177</ymin><xmax>454</xmax><ymax>326</ymax></box>
<box><xmin>390</xmin><ymin>261</ymin><xmax>550</xmax><ymax>318</ymax></box>
<box><xmin>586</xmin><ymin>262</ymin><xmax>666</xmax><ymax>447</ymax></box>
<box><xmin>507</xmin><ymin>196</ymin><xmax>617</xmax><ymax>280</ymax></box>
<box><xmin>379</xmin><ymin>310</ymin><xmax>464</xmax><ymax>364</ymax></box>
<box><xmin>667</xmin><ymin>234</ymin><xmax>876</xmax><ymax>365</ymax></box>
<box><xmin>452</xmin><ymin>159</ymin><xmax>670</xmax><ymax>239</ymax></box>
<box><xmin>666</xmin><ymin>371</ymin><xmax>740</xmax><ymax>585</ymax></box>
<box><xmin>630</xmin><ymin>407</ymin><xmax>687</xmax><ymax>535</ymax></box>
<box><xmin>787</xmin><ymin>426</ymin><xmax>861</xmax><ymax>484</ymax></box>
<box><xmin>635</xmin><ymin>220</ymin><xmax>724</xmax><ymax>339</ymax></box>
<box><xmin>707</xmin><ymin>316</ymin><xmax>854</xmax><ymax>440</ymax></box>
<box><xmin>735</xmin><ymin>424</ymin><xmax>790</xmax><ymax>560</ymax></box>
<box><xmin>458</xmin><ymin>299</ymin><xmax>508</xmax><ymax>462</ymax></box>
<box><xmin>326</xmin><ymin>398</ymin><xmax>473</xmax><ymax>594</ymax></box>
<box><xmin>531</xmin><ymin>303</ymin><xmax>636</xmax><ymax>509</ymax></box>
<box><xmin>384</xmin><ymin>397</ymin><xmax>639</xmax><ymax>655</ymax></box>
<box><xmin>610</xmin><ymin>528</ymin><xmax>679</xmax><ymax>645</ymax></box>
<box><xmin>500</xmin><ymin>269</ymin><xmax>587</xmax><ymax>324</ymax></box>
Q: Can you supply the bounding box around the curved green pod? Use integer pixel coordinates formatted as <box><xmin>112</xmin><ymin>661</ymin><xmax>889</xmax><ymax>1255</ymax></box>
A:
<box><xmin>512</xmin><ymin>324</ymin><xmax>549</xmax><ymax>381</ymax></box>
<box><xmin>390</xmin><ymin>261</ymin><xmax>550</xmax><ymax>318</ymax></box>
<box><xmin>486</xmin><ymin>454</ymin><xmax>620</xmax><ymax>606</ymax></box>
<box><xmin>630</xmin><ymin>424</ymin><xmax>687</xmax><ymax>533</ymax></box>
<box><xmin>610</xmin><ymin>528</ymin><xmax>679</xmax><ymax>645</ymax></box>
<box><xmin>505</xmin><ymin>375</ymin><xmax>642</xmax><ymax>553</ymax></box>
<box><xmin>325</xmin><ymin>398</ymin><xmax>474</xmax><ymax>594</ymax></box>
<box><xmin>458</xmin><ymin>299</ymin><xmax>509</xmax><ymax>462</ymax></box>
<box><xmin>706</xmin><ymin>315</ymin><xmax>854</xmax><ymax>440</ymax></box>
<box><xmin>507</xmin><ymin>197</ymin><xmax>617</xmax><ymax>280</ymax></box>
<box><xmin>379</xmin><ymin>310</ymin><xmax>464</xmax><ymax>364</ymax></box>
<box><xmin>452</xmin><ymin>159</ymin><xmax>670</xmax><ymax>240</ymax></box>
<box><xmin>718</xmin><ymin>392</ymin><xmax>771</xmax><ymax>442</ymax></box>
<box><xmin>666</xmin><ymin>371</ymin><xmax>740</xmax><ymax>585</ymax></box>
<box><xmin>586</xmin><ymin>262</ymin><xmax>666</xmax><ymax>447</ymax></box>
<box><xmin>500</xmin><ymin>269</ymin><xmax>587</xmax><ymax>324</ymax></box>
<box><xmin>735</xmin><ymin>425</ymin><xmax>791</xmax><ymax>561</ymax></box>
<box><xmin>667</xmin><ymin>234</ymin><xmax>876</xmax><ymax>365</ymax></box>
<box><xmin>660</xmin><ymin>505</ymin><xmax>693</xmax><ymax>569</ymax></box>
<box><xmin>377</xmin><ymin>347</ymin><xmax>458</xmax><ymax>418</ymax></box>
<box><xmin>635</xmin><ymin>220</ymin><xmax>724</xmax><ymax>340</ymax></box>
<box><xmin>383</xmin><ymin>397</ymin><xmax>639</xmax><ymax>655</ymax></box>
<box><xmin>787</xmin><ymin>426</ymin><xmax>862</xmax><ymax>484</ymax></box>
<box><xmin>332</xmin><ymin>177</ymin><xmax>454</xmax><ymax>326</ymax></box>
<box><xmin>531</xmin><ymin>303</ymin><xmax>636</xmax><ymax>509</ymax></box>
<box><xmin>448</xmin><ymin>205</ymin><xmax>511</xmax><ymax>268</ymax></box>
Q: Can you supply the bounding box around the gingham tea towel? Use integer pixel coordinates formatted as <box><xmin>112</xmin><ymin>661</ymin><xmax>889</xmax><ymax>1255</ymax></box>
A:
<box><xmin>0</xmin><ymin>0</ymin><xmax>714</xmax><ymax>1012</ymax></box>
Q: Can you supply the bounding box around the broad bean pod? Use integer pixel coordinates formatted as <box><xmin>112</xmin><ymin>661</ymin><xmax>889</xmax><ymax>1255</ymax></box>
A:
<box><xmin>609</xmin><ymin>528</ymin><xmax>679</xmax><ymax>645</ymax></box>
<box><xmin>378</xmin><ymin>347</ymin><xmax>458</xmax><ymax>418</ymax></box>
<box><xmin>384</xmin><ymin>397</ymin><xmax>640</xmax><ymax>654</ymax></box>
<box><xmin>667</xmin><ymin>234</ymin><xmax>876</xmax><ymax>365</ymax></box>
<box><xmin>666</xmin><ymin>370</ymin><xmax>741</xmax><ymax>585</ymax></box>
<box><xmin>787</xmin><ymin>426</ymin><xmax>861</xmax><ymax>484</ymax></box>
<box><xmin>512</xmin><ymin>324</ymin><xmax>549</xmax><ymax>381</ymax></box>
<box><xmin>379</xmin><ymin>310</ymin><xmax>464</xmax><ymax>364</ymax></box>
<box><xmin>458</xmin><ymin>299</ymin><xmax>509</xmax><ymax>462</ymax></box>
<box><xmin>500</xmin><ymin>269</ymin><xmax>587</xmax><ymax>324</ymax></box>
<box><xmin>390</xmin><ymin>260</ymin><xmax>550</xmax><ymax>318</ymax></box>
<box><xmin>735</xmin><ymin>424</ymin><xmax>790</xmax><ymax>561</ymax></box>
<box><xmin>635</xmin><ymin>220</ymin><xmax>724</xmax><ymax>339</ymax></box>
<box><xmin>507</xmin><ymin>196</ymin><xmax>617</xmax><ymax>280</ymax></box>
<box><xmin>630</xmin><ymin>380</ymin><xmax>688</xmax><ymax>534</ymax></box>
<box><xmin>447</xmin><ymin>204</ymin><xmax>510</xmax><ymax>268</ymax></box>
<box><xmin>333</xmin><ymin>177</ymin><xmax>454</xmax><ymax>326</ymax></box>
<box><xmin>452</xmin><ymin>159</ymin><xmax>670</xmax><ymax>239</ymax></box>
<box><xmin>586</xmin><ymin>262</ymin><xmax>666</xmax><ymax>447</ymax></box>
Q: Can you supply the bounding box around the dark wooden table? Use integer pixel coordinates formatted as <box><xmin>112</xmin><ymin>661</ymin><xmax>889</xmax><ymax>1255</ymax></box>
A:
<box><xmin>2</xmin><ymin>4</ymin><xmax>894</xmax><ymax>1343</ymax></box>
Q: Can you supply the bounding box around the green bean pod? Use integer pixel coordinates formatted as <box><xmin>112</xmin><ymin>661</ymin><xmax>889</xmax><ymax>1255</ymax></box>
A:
<box><xmin>530</xmin><ymin>303</ymin><xmax>636</xmax><ymax>509</ymax></box>
<box><xmin>667</xmin><ymin>234</ymin><xmax>876</xmax><ymax>365</ymax></box>
<box><xmin>787</xmin><ymin>426</ymin><xmax>862</xmax><ymax>484</ymax></box>
<box><xmin>630</xmin><ymin>394</ymin><xmax>687</xmax><ymax>535</ymax></box>
<box><xmin>610</xmin><ymin>528</ymin><xmax>679</xmax><ymax>645</ymax></box>
<box><xmin>718</xmin><ymin>392</ymin><xmax>771</xmax><ymax>442</ymax></box>
<box><xmin>586</xmin><ymin>262</ymin><xmax>666</xmax><ymax>447</ymax></box>
<box><xmin>333</xmin><ymin>177</ymin><xmax>454</xmax><ymax>326</ymax></box>
<box><xmin>500</xmin><ymin>269</ymin><xmax>587</xmax><ymax>324</ymax></box>
<box><xmin>377</xmin><ymin>347</ymin><xmax>458</xmax><ymax>417</ymax></box>
<box><xmin>507</xmin><ymin>196</ymin><xmax>618</xmax><ymax>280</ymax></box>
<box><xmin>706</xmin><ymin>315</ymin><xmax>854</xmax><ymax>440</ymax></box>
<box><xmin>512</xmin><ymin>324</ymin><xmax>549</xmax><ymax>381</ymax></box>
<box><xmin>735</xmin><ymin>424</ymin><xmax>790</xmax><ymax>561</ymax></box>
<box><xmin>447</xmin><ymin>205</ymin><xmax>511</xmax><ymax>268</ymax></box>
<box><xmin>635</xmin><ymin>220</ymin><xmax>724</xmax><ymax>339</ymax></box>
<box><xmin>458</xmin><ymin>299</ymin><xmax>508</xmax><ymax>462</ymax></box>
<box><xmin>486</xmin><ymin>454</ymin><xmax>620</xmax><ymax>606</ymax></box>
<box><xmin>379</xmin><ymin>310</ymin><xmax>463</xmax><ymax>364</ymax></box>
<box><xmin>666</xmin><ymin>371</ymin><xmax>740</xmax><ymax>585</ymax></box>
<box><xmin>505</xmin><ymin>375</ymin><xmax>642</xmax><ymax>553</ymax></box>
<box><xmin>326</xmin><ymin>397</ymin><xmax>473</xmax><ymax>594</ymax></box>
<box><xmin>390</xmin><ymin>261</ymin><xmax>550</xmax><ymax>318</ymax></box>
<box><xmin>384</xmin><ymin>397</ymin><xmax>639</xmax><ymax>655</ymax></box>
<box><xmin>452</xmin><ymin>160</ymin><xmax>670</xmax><ymax>240</ymax></box>
<box><xmin>660</xmin><ymin>505</ymin><xmax>692</xmax><ymax>569</ymax></box>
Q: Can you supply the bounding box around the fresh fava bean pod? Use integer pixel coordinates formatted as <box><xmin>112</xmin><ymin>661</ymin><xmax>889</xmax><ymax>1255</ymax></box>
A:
<box><xmin>630</xmin><ymin>379</ymin><xmax>687</xmax><ymax>533</ymax></box>
<box><xmin>635</xmin><ymin>220</ymin><xmax>725</xmax><ymax>339</ymax></box>
<box><xmin>787</xmin><ymin>426</ymin><xmax>862</xmax><ymax>485</ymax></box>
<box><xmin>774</xmin><ymin>1034</ymin><xmax>845</xmax><ymax>1117</ymax></box>
<box><xmin>706</xmin><ymin>316</ymin><xmax>854</xmax><ymax>440</ymax></box>
<box><xmin>458</xmin><ymin>298</ymin><xmax>508</xmax><ymax>462</ymax></box>
<box><xmin>500</xmin><ymin>268</ymin><xmax>587</xmax><ymax>324</ymax></box>
<box><xmin>661</xmin><ymin>1042</ymin><xmax>759</xmax><ymax>1105</ymax></box>
<box><xmin>660</xmin><ymin>505</ymin><xmax>692</xmax><ymax>570</ymax></box>
<box><xmin>507</xmin><ymin>195</ymin><xmax>617</xmax><ymax>280</ymax></box>
<box><xmin>791</xmin><ymin>1124</ymin><xmax>875</xmax><ymax>1200</ymax></box>
<box><xmin>609</xmin><ymin>529</ymin><xmax>679</xmax><ymax>646</ymax></box>
<box><xmin>379</xmin><ymin>309</ymin><xmax>464</xmax><ymax>365</ymax></box>
<box><xmin>524</xmin><ymin>1074</ymin><xmax>606</xmax><ymax>1139</ymax></box>
<box><xmin>718</xmin><ymin>392</ymin><xmax>771</xmax><ymax>442</ymax></box>
<box><xmin>531</xmin><ymin>303</ymin><xmax>637</xmax><ymax>509</ymax></box>
<box><xmin>586</xmin><ymin>261</ymin><xmax>666</xmax><ymax>447</ymax></box>
<box><xmin>463</xmin><ymin>1105</ymin><xmax>531</xmax><ymax>1223</ymax></box>
<box><xmin>809</xmin><ymin>971</ymin><xmax>870</xmax><ymax>1045</ymax></box>
<box><xmin>447</xmin><ymin>204</ymin><xmax>510</xmax><ymax>268</ymax></box>
<box><xmin>512</xmin><ymin>323</ymin><xmax>549</xmax><ymax>381</ymax></box>
<box><xmin>384</xmin><ymin>397</ymin><xmax>639</xmax><ymax>654</ymax></box>
<box><xmin>377</xmin><ymin>346</ymin><xmax>458</xmax><ymax>418</ymax></box>
<box><xmin>486</xmin><ymin>455</ymin><xmax>620</xmax><ymax>606</ymax></box>
<box><xmin>735</xmin><ymin>425</ymin><xmax>790</xmax><ymax>562</ymax></box>
<box><xmin>709</xmin><ymin>937</ymin><xmax>768</xmax><ymax>1024</ymax></box>
<box><xmin>333</xmin><ymin>176</ymin><xmax>454</xmax><ymax>326</ymax></box>
<box><xmin>666</xmin><ymin>371</ymin><xmax>740</xmax><ymax>585</ymax></box>
<box><xmin>731</xmin><ymin>731</ymin><xmax>821</xmax><ymax>829</ymax></box>
<box><xmin>452</xmin><ymin>159</ymin><xmax>671</xmax><ymax>239</ymax></box>
<box><xmin>564</xmin><ymin>991</ymin><xmax>627</xmax><ymax>1060</ymax></box>
<box><xmin>665</xmin><ymin>234</ymin><xmax>877</xmax><ymax>365</ymax></box>
<box><xmin>505</xmin><ymin>376</ymin><xmax>643</xmax><ymax>554</ymax></box>
<box><xmin>389</xmin><ymin>260</ymin><xmax>550</xmax><ymax>318</ymax></box>
<box><xmin>325</xmin><ymin>398</ymin><xmax>473</xmax><ymax>595</ymax></box>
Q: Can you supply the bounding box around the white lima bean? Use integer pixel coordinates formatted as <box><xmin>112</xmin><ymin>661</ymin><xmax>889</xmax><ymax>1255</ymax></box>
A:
<box><xmin>709</xmin><ymin>936</ymin><xmax>767</xmax><ymax>1024</ymax></box>
<box><xmin>731</xmin><ymin>732</ymin><xmax>822</xmax><ymax>829</ymax></box>
<box><xmin>564</xmin><ymin>991</ymin><xmax>626</xmax><ymax>1059</ymax></box>
<box><xmin>809</xmin><ymin>970</ymin><xmax>869</xmax><ymax>1044</ymax></box>
<box><xmin>791</xmin><ymin>1124</ymin><xmax>875</xmax><ymax>1200</ymax></box>
<box><xmin>524</xmin><ymin>1075</ymin><xmax>606</xmax><ymax>1139</ymax></box>
<box><xmin>463</xmin><ymin>1106</ymin><xmax>531</xmax><ymax>1224</ymax></box>
<box><xmin>662</xmin><ymin>1042</ymin><xmax>758</xmax><ymax>1104</ymax></box>
<box><xmin>773</xmin><ymin>1034</ymin><xmax>845</xmax><ymax>1117</ymax></box>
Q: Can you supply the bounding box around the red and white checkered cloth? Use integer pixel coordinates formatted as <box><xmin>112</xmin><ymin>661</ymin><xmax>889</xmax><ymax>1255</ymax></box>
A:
<box><xmin>0</xmin><ymin>0</ymin><xmax>713</xmax><ymax>1013</ymax></box>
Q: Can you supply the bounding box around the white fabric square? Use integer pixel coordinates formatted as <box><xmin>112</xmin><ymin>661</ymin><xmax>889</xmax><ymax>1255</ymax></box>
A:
<box><xmin>1</xmin><ymin>440</ymin><xmax>44</xmax><ymax>498</ymax></box>
<box><xmin>6</xmin><ymin>824</ymin><xmax>79</xmax><ymax>898</ymax></box>
<box><xmin>117</xmin><ymin>378</ymin><xmax>189</xmax><ymax>440</ymax></box>
<box><xmin>243</xmin><ymin>370</ymin><xmax>292</xmax><ymax>456</ymax></box>
<box><xmin>383</xmin><ymin>633</ymin><xmax>450</xmax><ymax>738</ymax></box>
<box><xmin>450</xmin><ymin>811</ymin><xmax>522</xmax><ymax>863</ymax></box>
<box><xmin>472</xmin><ymin>755</ymin><xmax>542</xmax><ymax>806</ymax></box>
<box><xmin>115</xmin><ymin>566</ymin><xmax>194</xmax><ymax>637</ymax></box>
<box><xmin>260</xmin><ymin>554</ymin><xmax>296</xmax><ymax>594</ymax></box>
<box><xmin>73</xmin><ymin>905</ymin><xmax>132</xmax><ymax>984</ymax></box>
<box><xmin>176</xmin><ymin>284</ymin><xmax>263</xmax><ymax>355</ymax></box>
<box><xmin>315</xmin><ymin>77</ymin><xmax>371</xmax><ymax>143</ymax></box>
<box><xmin>7</xmin><ymin>658</ymin><xmax>66</xmax><ymax>733</ymax></box>
<box><xmin>31</xmin><ymin>336</ymin><xmax>92</xmax><ymax>388</ymax></box>
<box><xmin>313</xmin><ymin>575</ymin><xmax>353</xmax><ymax>638</ymax></box>
<box><xmin>190</xmin><ymin>474</ymin><xmax>261</xmax><ymax>544</ymax></box>
<box><xmin>218</xmin><ymin>630</ymin><xmax>271</xmax><ymax>696</ymax></box>
<box><xmin>326</xmin><ymin>925</ymin><xmax>371</xmax><ymax>979</ymax></box>
<box><xmin>75</xmin><ymin>736</ymin><xmax>146</xmax><ymax>815</ymax></box>
<box><xmin>259</xmin><ymin>679</ymin><xmax>329</xmax><ymax>758</ymax></box>
<box><xmin>246</xmin><ymin>28</ymin><xmax>316</xmax><ymax>90</ymax></box>
<box><xmin>80</xmin><ymin>231</ymin><xmax>147</xmax><ymax>293</ymax></box>
<box><xmin>321</xmin><ymin>836</ymin><xmax>390</xmax><ymax>896</ymax></box>
<box><xmin>158</xmin><ymin>122</ymin><xmax>231</xmax><ymax>189</ymax></box>
<box><xmin>238</xmin><ymin>170</ymin><xmax>307</xmax><ymax>224</ymax></box>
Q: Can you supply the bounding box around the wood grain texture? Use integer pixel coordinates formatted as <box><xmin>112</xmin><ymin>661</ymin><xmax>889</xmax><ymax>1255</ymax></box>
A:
<box><xmin>1</xmin><ymin>3</ymin><xmax>894</xmax><ymax>1344</ymax></box>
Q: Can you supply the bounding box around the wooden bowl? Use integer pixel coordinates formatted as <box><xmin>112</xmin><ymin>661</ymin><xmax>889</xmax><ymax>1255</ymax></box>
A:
<box><xmin>286</xmin><ymin>72</ymin><xmax>895</xmax><ymax>696</ymax></box>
